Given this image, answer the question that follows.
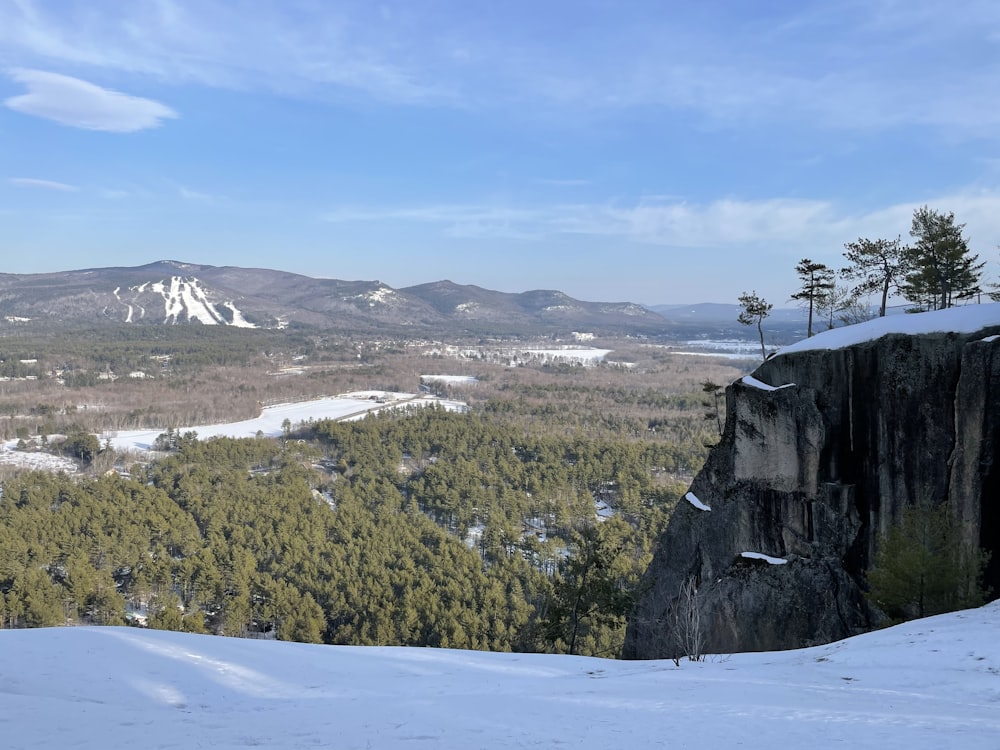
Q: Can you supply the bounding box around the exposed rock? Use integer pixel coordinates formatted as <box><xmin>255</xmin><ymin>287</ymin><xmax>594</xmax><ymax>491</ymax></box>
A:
<box><xmin>624</xmin><ymin>311</ymin><xmax>1000</xmax><ymax>659</ymax></box>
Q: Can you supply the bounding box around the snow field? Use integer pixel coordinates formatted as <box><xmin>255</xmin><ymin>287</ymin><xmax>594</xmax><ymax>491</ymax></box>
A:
<box><xmin>1</xmin><ymin>602</ymin><xmax>998</xmax><ymax>749</ymax></box>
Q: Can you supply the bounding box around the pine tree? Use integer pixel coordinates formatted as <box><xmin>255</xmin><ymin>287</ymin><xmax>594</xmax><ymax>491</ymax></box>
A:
<box><xmin>867</xmin><ymin>504</ymin><xmax>988</xmax><ymax>621</ymax></box>
<box><xmin>790</xmin><ymin>259</ymin><xmax>835</xmax><ymax>337</ymax></box>
<box><xmin>841</xmin><ymin>236</ymin><xmax>909</xmax><ymax>317</ymax></box>
<box><xmin>737</xmin><ymin>291</ymin><xmax>773</xmax><ymax>361</ymax></box>
<box><xmin>903</xmin><ymin>207</ymin><xmax>984</xmax><ymax>310</ymax></box>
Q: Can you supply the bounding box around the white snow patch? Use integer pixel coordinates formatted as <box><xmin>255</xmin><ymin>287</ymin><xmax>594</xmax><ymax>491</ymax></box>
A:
<box><xmin>740</xmin><ymin>551</ymin><xmax>788</xmax><ymax>565</ymax></box>
<box><xmin>105</xmin><ymin>393</ymin><xmax>466</xmax><ymax>453</ymax></box>
<box><xmin>685</xmin><ymin>492</ymin><xmax>711</xmax><ymax>511</ymax></box>
<box><xmin>741</xmin><ymin>375</ymin><xmax>795</xmax><ymax>392</ymax></box>
<box><xmin>223</xmin><ymin>302</ymin><xmax>256</xmax><ymax>328</ymax></box>
<box><xmin>0</xmin><ymin>447</ymin><xmax>78</xmax><ymax>473</ymax></box>
<box><xmin>347</xmin><ymin>287</ymin><xmax>398</xmax><ymax>306</ymax></box>
<box><xmin>421</xmin><ymin>375</ymin><xmax>479</xmax><ymax>385</ymax></box>
<box><xmin>135</xmin><ymin>277</ymin><xmax>252</xmax><ymax>326</ymax></box>
<box><xmin>778</xmin><ymin>304</ymin><xmax>1000</xmax><ymax>356</ymax></box>
<box><xmin>430</xmin><ymin>346</ymin><xmax>612</xmax><ymax>367</ymax></box>
<box><xmin>980</xmin><ymin>335</ymin><xmax>998</xmax><ymax>343</ymax></box>
<box><xmin>2</xmin><ymin>603</ymin><xmax>999</xmax><ymax>749</ymax></box>
<box><xmin>523</xmin><ymin>348</ymin><xmax>611</xmax><ymax>362</ymax></box>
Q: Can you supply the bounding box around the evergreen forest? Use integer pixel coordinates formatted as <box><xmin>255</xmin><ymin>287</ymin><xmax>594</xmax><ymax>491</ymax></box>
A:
<box><xmin>0</xmin><ymin>329</ymin><xmax>737</xmax><ymax>658</ymax></box>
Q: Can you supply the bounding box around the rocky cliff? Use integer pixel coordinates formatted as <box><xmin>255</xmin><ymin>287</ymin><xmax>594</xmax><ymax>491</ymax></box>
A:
<box><xmin>624</xmin><ymin>306</ymin><xmax>1000</xmax><ymax>659</ymax></box>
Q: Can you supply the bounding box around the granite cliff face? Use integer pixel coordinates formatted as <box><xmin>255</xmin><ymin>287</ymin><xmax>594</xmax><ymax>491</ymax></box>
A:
<box><xmin>624</xmin><ymin>307</ymin><xmax>1000</xmax><ymax>659</ymax></box>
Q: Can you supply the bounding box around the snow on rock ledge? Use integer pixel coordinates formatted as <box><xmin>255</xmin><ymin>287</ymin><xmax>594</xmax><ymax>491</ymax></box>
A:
<box><xmin>740</xmin><ymin>375</ymin><xmax>795</xmax><ymax>392</ymax></box>
<box><xmin>685</xmin><ymin>492</ymin><xmax>711</xmax><ymax>511</ymax></box>
<box><xmin>740</xmin><ymin>552</ymin><xmax>788</xmax><ymax>565</ymax></box>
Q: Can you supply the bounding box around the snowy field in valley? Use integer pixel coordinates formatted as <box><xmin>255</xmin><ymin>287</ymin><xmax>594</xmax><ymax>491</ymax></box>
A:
<box><xmin>431</xmin><ymin>345</ymin><xmax>613</xmax><ymax>367</ymax></box>
<box><xmin>0</xmin><ymin>448</ymin><xmax>77</xmax><ymax>473</ymax></box>
<box><xmin>102</xmin><ymin>392</ymin><xmax>467</xmax><ymax>452</ymax></box>
<box><xmin>420</xmin><ymin>374</ymin><xmax>480</xmax><ymax>385</ymax></box>
<box><xmin>0</xmin><ymin>393</ymin><xmax>466</xmax><ymax>465</ymax></box>
<box><xmin>2</xmin><ymin>602</ymin><xmax>998</xmax><ymax>749</ymax></box>
<box><xmin>642</xmin><ymin>341</ymin><xmax>763</xmax><ymax>360</ymax></box>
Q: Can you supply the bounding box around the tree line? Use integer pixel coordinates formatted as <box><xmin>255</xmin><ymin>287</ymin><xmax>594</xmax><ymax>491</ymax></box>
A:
<box><xmin>738</xmin><ymin>206</ymin><xmax>996</xmax><ymax>355</ymax></box>
<box><xmin>0</xmin><ymin>407</ymin><xmax>687</xmax><ymax>657</ymax></box>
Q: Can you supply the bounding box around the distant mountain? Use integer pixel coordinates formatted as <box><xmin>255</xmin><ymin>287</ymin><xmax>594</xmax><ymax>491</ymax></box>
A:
<box><xmin>0</xmin><ymin>261</ymin><xmax>673</xmax><ymax>337</ymax></box>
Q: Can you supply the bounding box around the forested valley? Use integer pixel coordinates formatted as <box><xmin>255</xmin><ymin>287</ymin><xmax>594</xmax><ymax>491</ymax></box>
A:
<box><xmin>0</xmin><ymin>327</ymin><xmax>746</xmax><ymax>658</ymax></box>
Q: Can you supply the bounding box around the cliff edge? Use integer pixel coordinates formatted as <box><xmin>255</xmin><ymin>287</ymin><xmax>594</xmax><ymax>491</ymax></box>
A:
<box><xmin>624</xmin><ymin>305</ymin><xmax>1000</xmax><ymax>658</ymax></box>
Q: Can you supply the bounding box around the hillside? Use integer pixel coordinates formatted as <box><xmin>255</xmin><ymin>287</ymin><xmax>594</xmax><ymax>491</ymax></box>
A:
<box><xmin>3</xmin><ymin>603</ymin><xmax>998</xmax><ymax>749</ymax></box>
<box><xmin>0</xmin><ymin>261</ymin><xmax>673</xmax><ymax>337</ymax></box>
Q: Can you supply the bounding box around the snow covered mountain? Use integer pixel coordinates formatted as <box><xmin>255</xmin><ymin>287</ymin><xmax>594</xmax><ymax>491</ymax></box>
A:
<box><xmin>3</xmin><ymin>602</ymin><xmax>998</xmax><ymax>749</ymax></box>
<box><xmin>0</xmin><ymin>260</ymin><xmax>672</xmax><ymax>335</ymax></box>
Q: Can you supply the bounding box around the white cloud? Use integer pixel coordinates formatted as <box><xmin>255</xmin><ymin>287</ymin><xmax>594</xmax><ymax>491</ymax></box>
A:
<box><xmin>323</xmin><ymin>204</ymin><xmax>544</xmax><ymax>241</ymax></box>
<box><xmin>0</xmin><ymin>2</ymin><xmax>444</xmax><ymax>104</ymax></box>
<box><xmin>0</xmin><ymin>1</ymin><xmax>997</xmax><ymax>136</ymax></box>
<box><xmin>5</xmin><ymin>69</ymin><xmax>177</xmax><ymax>132</ymax></box>
<box><xmin>178</xmin><ymin>186</ymin><xmax>215</xmax><ymax>202</ymax></box>
<box><xmin>321</xmin><ymin>191</ymin><xmax>1000</xmax><ymax>264</ymax></box>
<box><xmin>9</xmin><ymin>176</ymin><xmax>78</xmax><ymax>191</ymax></box>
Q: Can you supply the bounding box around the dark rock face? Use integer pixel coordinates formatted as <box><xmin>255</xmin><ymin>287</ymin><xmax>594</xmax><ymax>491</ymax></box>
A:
<box><xmin>624</xmin><ymin>326</ymin><xmax>1000</xmax><ymax>659</ymax></box>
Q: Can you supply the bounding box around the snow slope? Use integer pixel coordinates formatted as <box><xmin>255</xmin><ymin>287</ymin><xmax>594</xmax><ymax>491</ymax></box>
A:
<box><xmin>777</xmin><ymin>303</ymin><xmax>1000</xmax><ymax>356</ymax></box>
<box><xmin>2</xmin><ymin>603</ymin><xmax>998</xmax><ymax>749</ymax></box>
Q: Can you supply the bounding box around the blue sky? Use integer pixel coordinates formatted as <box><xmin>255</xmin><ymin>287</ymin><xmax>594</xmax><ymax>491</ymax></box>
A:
<box><xmin>2</xmin><ymin>0</ymin><xmax>999</xmax><ymax>305</ymax></box>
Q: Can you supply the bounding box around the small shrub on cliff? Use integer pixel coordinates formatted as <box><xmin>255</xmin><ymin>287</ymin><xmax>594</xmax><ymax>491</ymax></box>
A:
<box><xmin>866</xmin><ymin>504</ymin><xmax>989</xmax><ymax>621</ymax></box>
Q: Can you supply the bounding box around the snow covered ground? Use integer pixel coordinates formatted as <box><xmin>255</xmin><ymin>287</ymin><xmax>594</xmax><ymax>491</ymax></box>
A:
<box><xmin>432</xmin><ymin>345</ymin><xmax>613</xmax><ymax>367</ymax></box>
<box><xmin>2</xmin><ymin>602</ymin><xmax>998</xmax><ymax>749</ymax></box>
<box><xmin>777</xmin><ymin>303</ymin><xmax>1000</xmax><ymax>356</ymax></box>
<box><xmin>100</xmin><ymin>392</ymin><xmax>466</xmax><ymax>452</ymax></box>
<box><xmin>0</xmin><ymin>394</ymin><xmax>466</xmax><ymax>465</ymax></box>
<box><xmin>0</xmin><ymin>448</ymin><xmax>77</xmax><ymax>473</ymax></box>
<box><xmin>420</xmin><ymin>374</ymin><xmax>480</xmax><ymax>385</ymax></box>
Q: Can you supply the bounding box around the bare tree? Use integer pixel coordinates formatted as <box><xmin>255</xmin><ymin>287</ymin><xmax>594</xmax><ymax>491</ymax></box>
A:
<box><xmin>669</xmin><ymin>576</ymin><xmax>705</xmax><ymax>665</ymax></box>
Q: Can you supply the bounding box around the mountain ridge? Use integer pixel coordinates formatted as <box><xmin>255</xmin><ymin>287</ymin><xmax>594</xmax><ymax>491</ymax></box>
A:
<box><xmin>0</xmin><ymin>261</ymin><xmax>672</xmax><ymax>336</ymax></box>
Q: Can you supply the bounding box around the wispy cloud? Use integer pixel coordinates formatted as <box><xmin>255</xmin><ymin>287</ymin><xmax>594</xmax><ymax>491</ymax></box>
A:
<box><xmin>9</xmin><ymin>176</ymin><xmax>79</xmax><ymax>191</ymax></box>
<box><xmin>4</xmin><ymin>69</ymin><xmax>177</xmax><ymax>132</ymax></box>
<box><xmin>1</xmin><ymin>1</ymin><xmax>997</xmax><ymax>136</ymax></box>
<box><xmin>537</xmin><ymin>178</ymin><xmax>591</xmax><ymax>187</ymax></box>
<box><xmin>323</xmin><ymin>204</ymin><xmax>544</xmax><ymax>241</ymax></box>
<box><xmin>322</xmin><ymin>190</ymin><xmax>1000</xmax><ymax>260</ymax></box>
<box><xmin>0</xmin><ymin>1</ymin><xmax>445</xmax><ymax>104</ymax></box>
<box><xmin>177</xmin><ymin>186</ymin><xmax>216</xmax><ymax>203</ymax></box>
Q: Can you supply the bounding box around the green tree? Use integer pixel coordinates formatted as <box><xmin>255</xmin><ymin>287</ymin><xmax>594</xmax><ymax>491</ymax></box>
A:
<box><xmin>543</xmin><ymin>520</ymin><xmax>640</xmax><ymax>656</ymax></box>
<box><xmin>149</xmin><ymin>592</ymin><xmax>185</xmax><ymax>631</ymax></box>
<box><xmin>61</xmin><ymin>432</ymin><xmax>101</xmax><ymax>464</ymax></box>
<box><xmin>903</xmin><ymin>207</ymin><xmax>984</xmax><ymax>310</ymax></box>
<box><xmin>790</xmin><ymin>259</ymin><xmax>835</xmax><ymax>337</ymax></box>
<box><xmin>867</xmin><ymin>504</ymin><xmax>988</xmax><ymax>621</ymax></box>
<box><xmin>15</xmin><ymin>568</ymin><xmax>64</xmax><ymax>627</ymax></box>
<box><xmin>737</xmin><ymin>291</ymin><xmax>773</xmax><ymax>361</ymax></box>
<box><xmin>841</xmin><ymin>236</ymin><xmax>909</xmax><ymax>317</ymax></box>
